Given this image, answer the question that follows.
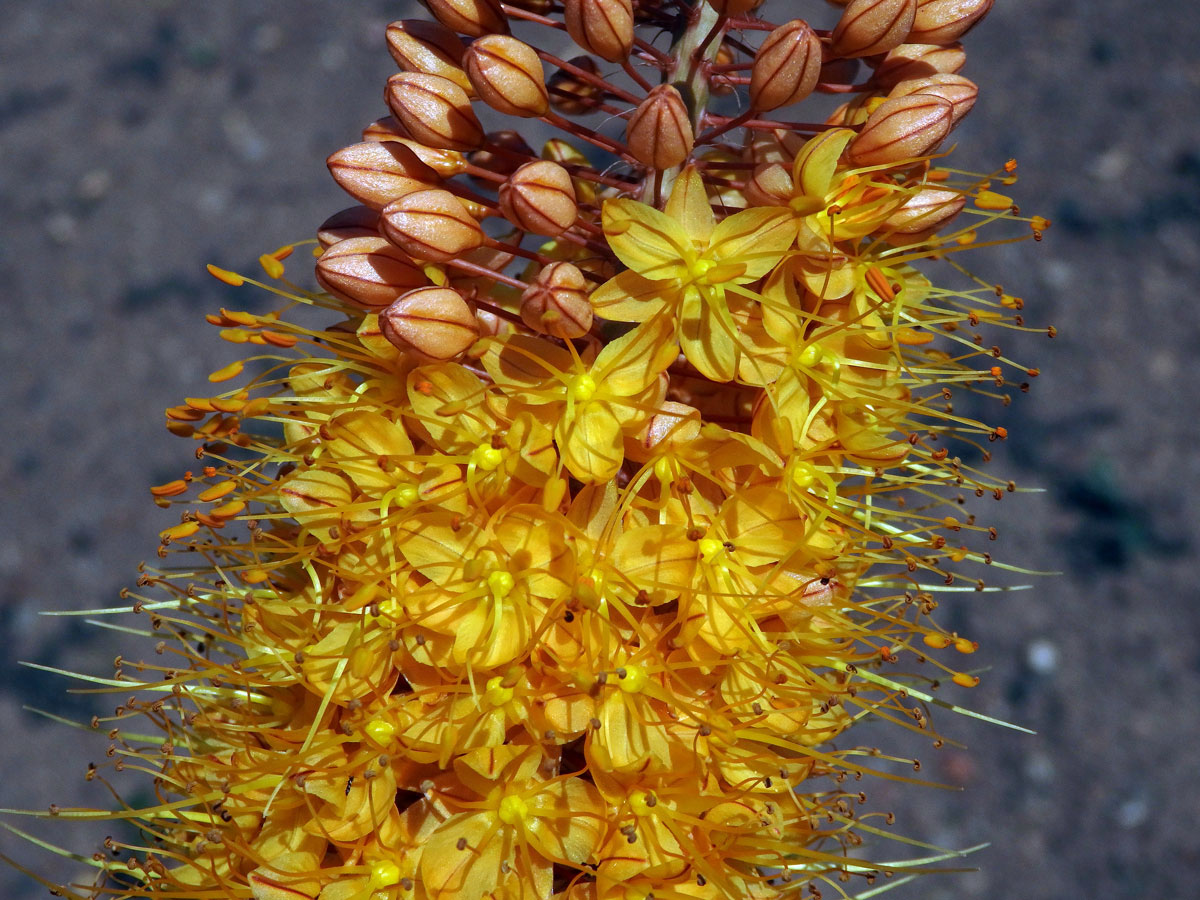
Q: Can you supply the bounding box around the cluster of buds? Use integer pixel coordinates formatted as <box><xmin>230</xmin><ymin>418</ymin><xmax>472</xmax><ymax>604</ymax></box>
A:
<box><xmin>18</xmin><ymin>3</ymin><xmax>1053</xmax><ymax>900</ymax></box>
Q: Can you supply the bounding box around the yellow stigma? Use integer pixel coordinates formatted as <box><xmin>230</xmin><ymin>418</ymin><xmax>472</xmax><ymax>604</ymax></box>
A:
<box><xmin>469</xmin><ymin>443</ymin><xmax>504</xmax><ymax>471</ymax></box>
<box><xmin>796</xmin><ymin>343</ymin><xmax>824</xmax><ymax>367</ymax></box>
<box><xmin>485</xmin><ymin>676</ymin><xmax>514</xmax><ymax>707</ymax></box>
<box><xmin>370</xmin><ymin>861</ymin><xmax>402</xmax><ymax>887</ymax></box>
<box><xmin>629</xmin><ymin>790</ymin><xmax>655</xmax><ymax>816</ymax></box>
<box><xmin>570</xmin><ymin>373</ymin><xmax>597</xmax><ymax>403</ymax></box>
<box><xmin>498</xmin><ymin>793</ymin><xmax>530</xmax><ymax>825</ymax></box>
<box><xmin>698</xmin><ymin>537</ymin><xmax>724</xmax><ymax>563</ymax></box>
<box><xmin>791</xmin><ymin>462</ymin><xmax>817</xmax><ymax>490</ymax></box>
<box><xmin>364</xmin><ymin>717</ymin><xmax>396</xmax><ymax>746</ymax></box>
<box><xmin>618</xmin><ymin>664</ymin><xmax>649</xmax><ymax>694</ymax></box>
<box><xmin>487</xmin><ymin>570</ymin><xmax>515</xmax><ymax>599</ymax></box>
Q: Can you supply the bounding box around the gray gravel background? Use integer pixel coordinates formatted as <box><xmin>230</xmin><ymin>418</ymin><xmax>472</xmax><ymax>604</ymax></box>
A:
<box><xmin>2</xmin><ymin>2</ymin><xmax>1198</xmax><ymax>899</ymax></box>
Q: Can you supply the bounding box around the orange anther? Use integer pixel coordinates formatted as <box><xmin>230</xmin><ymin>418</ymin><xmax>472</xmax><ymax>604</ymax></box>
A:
<box><xmin>259</xmin><ymin>253</ymin><xmax>285</xmax><ymax>279</ymax></box>
<box><xmin>896</xmin><ymin>328</ymin><xmax>933</xmax><ymax>345</ymax></box>
<box><xmin>989</xmin><ymin>366</ymin><xmax>1002</xmax><ymax>377</ymax></box>
<box><xmin>206</xmin><ymin>264</ymin><xmax>245</xmax><ymax>287</ymax></box>
<box><xmin>219</xmin><ymin>328</ymin><xmax>251</xmax><ymax>344</ymax></box>
<box><xmin>1004</xmin><ymin>158</ymin><xmax>1018</xmax><ymax>173</ymax></box>
<box><xmin>952</xmin><ymin>673</ymin><xmax>980</xmax><ymax>688</ymax></box>
<box><xmin>160</xmin><ymin>522</ymin><xmax>200</xmax><ymax>543</ymax></box>
<box><xmin>197</xmin><ymin>481</ymin><xmax>237</xmax><ymax>503</ymax></box>
<box><xmin>864</xmin><ymin>267</ymin><xmax>895</xmax><ymax>302</ymax></box>
<box><xmin>150</xmin><ymin>480</ymin><xmax>189</xmax><ymax>498</ymax></box>
<box><xmin>954</xmin><ymin>638</ymin><xmax>978</xmax><ymax>654</ymax></box>
<box><xmin>165</xmin><ymin>406</ymin><xmax>205</xmax><ymax>422</ymax></box>
<box><xmin>208</xmin><ymin>360</ymin><xmax>245</xmax><ymax>383</ymax></box>
<box><xmin>209</xmin><ymin>500</ymin><xmax>246</xmax><ymax>519</ymax></box>
<box><xmin>922</xmin><ymin>633</ymin><xmax>952</xmax><ymax>650</ymax></box>
<box><xmin>260</xmin><ymin>330</ymin><xmax>298</xmax><ymax>348</ymax></box>
<box><xmin>210</xmin><ymin>398</ymin><xmax>246</xmax><ymax>413</ymax></box>
<box><xmin>185</xmin><ymin>397</ymin><xmax>216</xmax><ymax>412</ymax></box>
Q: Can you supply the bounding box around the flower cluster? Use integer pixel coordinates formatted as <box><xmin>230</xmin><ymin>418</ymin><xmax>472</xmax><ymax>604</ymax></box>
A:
<box><xmin>13</xmin><ymin>2</ymin><xmax>1053</xmax><ymax>900</ymax></box>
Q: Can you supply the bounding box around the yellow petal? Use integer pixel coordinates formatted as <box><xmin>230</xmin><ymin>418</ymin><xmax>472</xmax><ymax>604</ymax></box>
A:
<box><xmin>663</xmin><ymin>165</ymin><xmax>715</xmax><ymax>244</ymax></box>
<box><xmin>481</xmin><ymin>333</ymin><xmax>574</xmax><ymax>394</ymax></box>
<box><xmin>722</xmin><ymin>485</ymin><xmax>810</xmax><ymax>566</ymax></box>
<box><xmin>602</xmin><ymin>198</ymin><xmax>693</xmax><ymax>281</ymax></box>
<box><xmin>407</xmin><ymin>363</ymin><xmax>495</xmax><ymax>451</ymax></box>
<box><xmin>612</xmin><ymin>524</ymin><xmax>696</xmax><ymax>603</ymax></box>
<box><xmin>590</xmin><ymin>269</ymin><xmax>674</xmax><ymax>323</ymax></box>
<box><xmin>679</xmin><ymin>289</ymin><xmax>737</xmax><ymax>382</ymax></box>
<box><xmin>791</xmin><ymin>128</ymin><xmax>855</xmax><ymax>211</ymax></box>
<box><xmin>559</xmin><ymin>402</ymin><xmax>624</xmax><ymax>483</ymax></box>
<box><xmin>420</xmin><ymin>812</ymin><xmax>506</xmax><ymax>900</ymax></box>
<box><xmin>526</xmin><ymin>777</ymin><xmax>605</xmax><ymax>865</ymax></box>
<box><xmin>707</xmin><ymin>207</ymin><xmax>796</xmax><ymax>281</ymax></box>
<box><xmin>591</xmin><ymin>316</ymin><xmax>677</xmax><ymax>397</ymax></box>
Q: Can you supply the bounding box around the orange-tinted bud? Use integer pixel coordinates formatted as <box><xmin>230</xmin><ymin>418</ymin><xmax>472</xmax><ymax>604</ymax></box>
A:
<box><xmin>825</xmin><ymin>93</ymin><xmax>876</xmax><ymax>127</ymax></box>
<box><xmin>380</xmin><ymin>286</ymin><xmax>480</xmax><ymax>362</ymax></box>
<box><xmin>890</xmin><ymin>73</ymin><xmax>977</xmax><ymax>126</ymax></box>
<box><xmin>380</xmin><ymin>189</ymin><xmax>484</xmax><ymax>262</ymax></box>
<box><xmin>464</xmin><ymin>35</ymin><xmax>549</xmax><ymax>118</ymax></box>
<box><xmin>564</xmin><ymin>0</ymin><xmax>634</xmax><ymax>63</ymax></box>
<box><xmin>384</xmin><ymin>72</ymin><xmax>484</xmax><ymax>152</ymax></box>
<box><xmin>317</xmin><ymin>206</ymin><xmax>380</xmax><ymax>249</ymax></box>
<box><xmin>829</xmin><ymin>0</ymin><xmax>917</xmax><ymax>59</ymax></box>
<box><xmin>627</xmin><ymin>85</ymin><xmax>693</xmax><ymax>170</ymax></box>
<box><xmin>874</xmin><ymin>42</ymin><xmax>966</xmax><ymax>89</ymax></box>
<box><xmin>385</xmin><ymin>20</ymin><xmax>471</xmax><ymax>94</ymax></box>
<box><xmin>315</xmin><ymin>236</ymin><xmax>428</xmax><ymax>308</ymax></box>
<box><xmin>548</xmin><ymin>56</ymin><xmax>605</xmax><ymax>115</ymax></box>
<box><xmin>744</xmin><ymin>162</ymin><xmax>794</xmax><ymax>207</ymax></box>
<box><xmin>499</xmin><ymin>161</ymin><xmax>578</xmax><ymax>236</ymax></box>
<box><xmin>326</xmin><ymin>141</ymin><xmax>440</xmax><ymax>209</ymax></box>
<box><xmin>419</xmin><ymin>0</ymin><xmax>509</xmax><ymax>38</ymax></box>
<box><xmin>880</xmin><ymin>187</ymin><xmax>965</xmax><ymax>240</ymax></box>
<box><xmin>909</xmin><ymin>0</ymin><xmax>993</xmax><ymax>44</ymax></box>
<box><xmin>750</xmin><ymin>20</ymin><xmax>823</xmax><ymax>111</ymax></box>
<box><xmin>847</xmin><ymin>93</ymin><xmax>953</xmax><ymax>166</ymax></box>
<box><xmin>361</xmin><ymin>121</ymin><xmax>470</xmax><ymax>177</ymax></box>
<box><xmin>520</xmin><ymin>262</ymin><xmax>593</xmax><ymax>338</ymax></box>
<box><xmin>469</xmin><ymin>131</ymin><xmax>536</xmax><ymax>180</ymax></box>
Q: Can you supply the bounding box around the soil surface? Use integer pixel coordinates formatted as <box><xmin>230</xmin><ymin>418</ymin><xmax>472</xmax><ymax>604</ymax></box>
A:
<box><xmin>2</xmin><ymin>2</ymin><xmax>1198</xmax><ymax>899</ymax></box>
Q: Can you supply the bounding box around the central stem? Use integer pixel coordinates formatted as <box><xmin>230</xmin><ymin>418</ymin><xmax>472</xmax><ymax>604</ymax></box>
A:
<box><xmin>655</xmin><ymin>2</ymin><xmax>724</xmax><ymax>203</ymax></box>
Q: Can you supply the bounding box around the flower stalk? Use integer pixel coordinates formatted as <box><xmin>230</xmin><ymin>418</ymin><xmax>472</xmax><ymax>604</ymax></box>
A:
<box><xmin>5</xmin><ymin>2</ymin><xmax>1052</xmax><ymax>900</ymax></box>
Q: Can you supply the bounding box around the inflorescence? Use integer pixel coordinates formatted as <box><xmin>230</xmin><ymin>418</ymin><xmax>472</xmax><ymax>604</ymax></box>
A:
<box><xmin>6</xmin><ymin>2</ymin><xmax>1053</xmax><ymax>899</ymax></box>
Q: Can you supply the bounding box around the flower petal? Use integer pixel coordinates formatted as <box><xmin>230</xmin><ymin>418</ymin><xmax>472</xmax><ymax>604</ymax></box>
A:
<box><xmin>559</xmin><ymin>402</ymin><xmax>624</xmax><ymax>483</ymax></box>
<box><xmin>590</xmin><ymin>269</ymin><xmax>675</xmax><ymax>323</ymax></box>
<box><xmin>602</xmin><ymin>198</ymin><xmax>693</xmax><ymax>281</ymax></box>
<box><xmin>663</xmin><ymin>165</ymin><xmax>715</xmax><ymax>244</ymax></box>
<box><xmin>707</xmin><ymin>207</ymin><xmax>797</xmax><ymax>280</ymax></box>
<box><xmin>679</xmin><ymin>289</ymin><xmax>737</xmax><ymax>382</ymax></box>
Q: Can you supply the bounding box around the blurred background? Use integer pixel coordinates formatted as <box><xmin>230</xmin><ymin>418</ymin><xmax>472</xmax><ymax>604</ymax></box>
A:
<box><xmin>1</xmin><ymin>1</ymin><xmax>1197</xmax><ymax>898</ymax></box>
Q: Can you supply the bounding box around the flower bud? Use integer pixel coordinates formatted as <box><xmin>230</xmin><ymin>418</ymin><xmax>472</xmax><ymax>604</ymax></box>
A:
<box><xmin>419</xmin><ymin>0</ymin><xmax>509</xmax><ymax>38</ymax></box>
<box><xmin>705</xmin><ymin>0</ymin><xmax>763</xmax><ymax>13</ymax></box>
<box><xmin>499</xmin><ymin>161</ymin><xmax>578</xmax><ymax>236</ymax></box>
<box><xmin>548</xmin><ymin>56</ymin><xmax>604</xmax><ymax>115</ymax></box>
<box><xmin>317</xmin><ymin>206</ymin><xmax>380</xmax><ymax>249</ymax></box>
<box><xmin>385</xmin><ymin>20</ymin><xmax>471</xmax><ymax>94</ymax></box>
<box><xmin>825</xmin><ymin>93</ymin><xmax>875</xmax><ymax>127</ymax></box>
<box><xmin>829</xmin><ymin>0</ymin><xmax>917</xmax><ymax>59</ymax></box>
<box><xmin>889</xmin><ymin>73</ymin><xmax>977</xmax><ymax>126</ymax></box>
<box><xmin>750</xmin><ymin>20</ymin><xmax>823</xmax><ymax>111</ymax></box>
<box><xmin>384</xmin><ymin>72</ymin><xmax>484</xmax><ymax>152</ymax></box>
<box><xmin>381</xmin><ymin>286</ymin><xmax>480</xmax><ymax>362</ymax></box>
<box><xmin>874</xmin><ymin>42</ymin><xmax>966</xmax><ymax>88</ymax></box>
<box><xmin>361</xmin><ymin>122</ymin><xmax>470</xmax><ymax>177</ymax></box>
<box><xmin>880</xmin><ymin>187</ymin><xmax>965</xmax><ymax>240</ymax></box>
<box><xmin>744</xmin><ymin>162</ymin><xmax>794</xmax><ymax>207</ymax></box>
<box><xmin>909</xmin><ymin>0</ymin><xmax>993</xmax><ymax>45</ymax></box>
<box><xmin>326</xmin><ymin>141</ymin><xmax>440</xmax><ymax>209</ymax></box>
<box><xmin>848</xmin><ymin>93</ymin><xmax>952</xmax><ymax>166</ymax></box>
<box><xmin>626</xmin><ymin>85</ymin><xmax>693</xmax><ymax>170</ymax></box>
<box><xmin>315</xmin><ymin>236</ymin><xmax>429</xmax><ymax>308</ymax></box>
<box><xmin>564</xmin><ymin>0</ymin><xmax>634</xmax><ymax>63</ymax></box>
<box><xmin>464</xmin><ymin>35</ymin><xmax>549</xmax><ymax>118</ymax></box>
<box><xmin>469</xmin><ymin>131</ymin><xmax>536</xmax><ymax>181</ymax></box>
<box><xmin>380</xmin><ymin>189</ymin><xmax>484</xmax><ymax>262</ymax></box>
<box><xmin>520</xmin><ymin>262</ymin><xmax>592</xmax><ymax>338</ymax></box>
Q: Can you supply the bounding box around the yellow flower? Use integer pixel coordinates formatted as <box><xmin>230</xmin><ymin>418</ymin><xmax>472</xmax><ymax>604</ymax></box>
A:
<box><xmin>592</xmin><ymin>166</ymin><xmax>796</xmax><ymax>381</ymax></box>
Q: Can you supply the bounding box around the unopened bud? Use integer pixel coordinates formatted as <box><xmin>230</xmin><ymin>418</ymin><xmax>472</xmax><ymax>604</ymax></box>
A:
<box><xmin>384</xmin><ymin>72</ymin><xmax>484</xmax><ymax>152</ymax></box>
<box><xmin>750</xmin><ymin>20</ymin><xmax>823</xmax><ymax>111</ymax></box>
<box><xmin>880</xmin><ymin>187</ymin><xmax>965</xmax><ymax>240</ymax></box>
<box><xmin>830</xmin><ymin>0</ymin><xmax>917</xmax><ymax>59</ymax></box>
<box><xmin>520</xmin><ymin>263</ymin><xmax>592</xmax><ymax>338</ymax></box>
<box><xmin>909</xmin><ymin>0</ymin><xmax>993</xmax><ymax>45</ymax></box>
<box><xmin>889</xmin><ymin>73</ymin><xmax>977</xmax><ymax>127</ymax></box>
<box><xmin>499</xmin><ymin>161</ymin><xmax>578</xmax><ymax>236</ymax></box>
<box><xmin>381</xmin><ymin>286</ymin><xmax>480</xmax><ymax>362</ymax></box>
<box><xmin>548</xmin><ymin>56</ymin><xmax>605</xmax><ymax>115</ymax></box>
<box><xmin>469</xmin><ymin>131</ymin><xmax>536</xmax><ymax>180</ymax></box>
<box><xmin>326</xmin><ymin>141</ymin><xmax>440</xmax><ymax>210</ymax></box>
<box><xmin>825</xmin><ymin>93</ymin><xmax>875</xmax><ymax>128</ymax></box>
<box><xmin>744</xmin><ymin>162</ymin><xmax>795</xmax><ymax>207</ymax></box>
<box><xmin>380</xmin><ymin>189</ymin><xmax>484</xmax><ymax>262</ymax></box>
<box><xmin>564</xmin><ymin>0</ymin><xmax>634</xmax><ymax>63</ymax></box>
<box><xmin>419</xmin><ymin>0</ymin><xmax>509</xmax><ymax>38</ymax></box>
<box><xmin>627</xmin><ymin>85</ymin><xmax>693</xmax><ymax>171</ymax></box>
<box><xmin>315</xmin><ymin>236</ymin><xmax>428</xmax><ymax>308</ymax></box>
<box><xmin>361</xmin><ymin>123</ymin><xmax>470</xmax><ymax>177</ymax></box>
<box><xmin>386</xmin><ymin>20</ymin><xmax>471</xmax><ymax>94</ymax></box>
<box><xmin>874</xmin><ymin>42</ymin><xmax>966</xmax><ymax>89</ymax></box>
<box><xmin>706</xmin><ymin>0</ymin><xmax>764</xmax><ymax>13</ymax></box>
<box><xmin>317</xmin><ymin>206</ymin><xmax>380</xmax><ymax>249</ymax></box>
<box><xmin>464</xmin><ymin>35</ymin><xmax>549</xmax><ymax>118</ymax></box>
<box><xmin>847</xmin><ymin>93</ymin><xmax>953</xmax><ymax>167</ymax></box>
